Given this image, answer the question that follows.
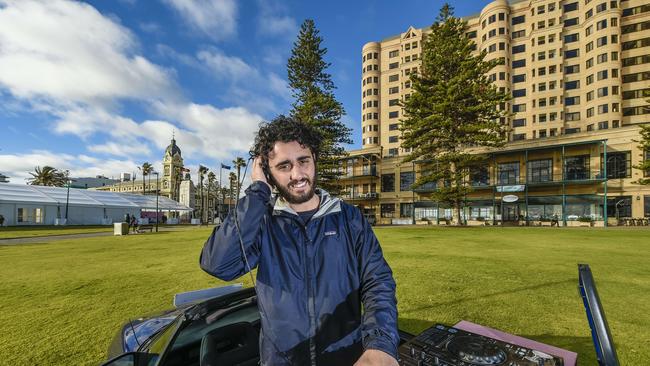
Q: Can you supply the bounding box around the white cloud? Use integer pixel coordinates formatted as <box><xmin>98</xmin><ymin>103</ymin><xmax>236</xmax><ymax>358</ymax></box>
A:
<box><xmin>197</xmin><ymin>49</ymin><xmax>257</xmax><ymax>80</ymax></box>
<box><xmin>256</xmin><ymin>0</ymin><xmax>297</xmax><ymax>38</ymax></box>
<box><xmin>88</xmin><ymin>142</ymin><xmax>152</xmax><ymax>157</ymax></box>
<box><xmin>162</xmin><ymin>0</ymin><xmax>237</xmax><ymax>40</ymax></box>
<box><xmin>0</xmin><ymin>0</ymin><xmax>177</xmax><ymax>105</ymax></box>
<box><xmin>0</xmin><ymin>150</ymin><xmax>139</xmax><ymax>183</ymax></box>
<box><xmin>153</xmin><ymin>101</ymin><xmax>263</xmax><ymax>160</ymax></box>
<box><xmin>140</xmin><ymin>21</ymin><xmax>162</xmax><ymax>34</ymax></box>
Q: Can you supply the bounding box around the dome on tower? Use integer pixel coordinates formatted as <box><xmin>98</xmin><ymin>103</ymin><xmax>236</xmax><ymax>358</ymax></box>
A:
<box><xmin>165</xmin><ymin>138</ymin><xmax>182</xmax><ymax>157</ymax></box>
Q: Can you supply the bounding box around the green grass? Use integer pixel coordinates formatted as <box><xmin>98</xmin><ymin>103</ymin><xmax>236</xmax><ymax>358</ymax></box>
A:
<box><xmin>0</xmin><ymin>226</ymin><xmax>648</xmax><ymax>365</ymax></box>
<box><xmin>0</xmin><ymin>225</ymin><xmax>112</xmax><ymax>239</ymax></box>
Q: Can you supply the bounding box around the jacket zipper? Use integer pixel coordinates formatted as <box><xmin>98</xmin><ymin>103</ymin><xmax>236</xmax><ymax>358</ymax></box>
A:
<box><xmin>298</xmin><ymin>218</ymin><xmax>317</xmax><ymax>366</ymax></box>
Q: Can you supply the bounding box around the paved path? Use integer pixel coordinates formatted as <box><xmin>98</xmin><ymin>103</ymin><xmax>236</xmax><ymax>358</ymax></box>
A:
<box><xmin>0</xmin><ymin>225</ymin><xmax>211</xmax><ymax>246</ymax></box>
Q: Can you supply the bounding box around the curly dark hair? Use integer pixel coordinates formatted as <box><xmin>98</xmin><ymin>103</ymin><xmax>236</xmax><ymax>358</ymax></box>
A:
<box><xmin>251</xmin><ymin>115</ymin><xmax>322</xmax><ymax>182</ymax></box>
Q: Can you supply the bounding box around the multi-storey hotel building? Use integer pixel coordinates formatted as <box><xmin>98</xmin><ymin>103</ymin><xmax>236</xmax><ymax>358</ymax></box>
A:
<box><xmin>344</xmin><ymin>0</ymin><xmax>649</xmax><ymax>226</ymax></box>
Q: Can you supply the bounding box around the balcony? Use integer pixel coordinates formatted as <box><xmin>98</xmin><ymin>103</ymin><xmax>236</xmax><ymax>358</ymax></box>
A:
<box><xmin>340</xmin><ymin>192</ymin><xmax>379</xmax><ymax>200</ymax></box>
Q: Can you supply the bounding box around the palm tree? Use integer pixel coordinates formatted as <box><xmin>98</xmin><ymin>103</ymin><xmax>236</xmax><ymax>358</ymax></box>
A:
<box><xmin>198</xmin><ymin>165</ymin><xmax>209</xmax><ymax>222</ymax></box>
<box><xmin>229</xmin><ymin>171</ymin><xmax>237</xmax><ymax>213</ymax></box>
<box><xmin>139</xmin><ymin>162</ymin><xmax>153</xmax><ymax>195</ymax></box>
<box><xmin>207</xmin><ymin>171</ymin><xmax>216</xmax><ymax>222</ymax></box>
<box><xmin>232</xmin><ymin>157</ymin><xmax>247</xmax><ymax>197</ymax></box>
<box><xmin>28</xmin><ymin>166</ymin><xmax>66</xmax><ymax>186</ymax></box>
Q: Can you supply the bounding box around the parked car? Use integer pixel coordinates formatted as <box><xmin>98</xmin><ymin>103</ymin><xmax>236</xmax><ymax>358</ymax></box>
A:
<box><xmin>102</xmin><ymin>285</ymin><xmax>412</xmax><ymax>366</ymax></box>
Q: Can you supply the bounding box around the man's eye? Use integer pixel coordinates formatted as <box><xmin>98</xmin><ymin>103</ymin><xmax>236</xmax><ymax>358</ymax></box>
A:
<box><xmin>278</xmin><ymin>165</ymin><xmax>290</xmax><ymax>171</ymax></box>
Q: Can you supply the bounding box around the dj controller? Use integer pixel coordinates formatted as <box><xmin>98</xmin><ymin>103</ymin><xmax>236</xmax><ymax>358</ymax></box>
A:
<box><xmin>398</xmin><ymin>324</ymin><xmax>564</xmax><ymax>366</ymax></box>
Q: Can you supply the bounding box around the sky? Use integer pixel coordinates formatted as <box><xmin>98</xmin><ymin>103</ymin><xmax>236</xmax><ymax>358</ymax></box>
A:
<box><xmin>0</xmin><ymin>0</ymin><xmax>493</xmax><ymax>184</ymax></box>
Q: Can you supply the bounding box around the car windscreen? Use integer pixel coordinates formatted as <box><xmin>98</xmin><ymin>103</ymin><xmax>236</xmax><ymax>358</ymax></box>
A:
<box><xmin>160</xmin><ymin>303</ymin><xmax>260</xmax><ymax>366</ymax></box>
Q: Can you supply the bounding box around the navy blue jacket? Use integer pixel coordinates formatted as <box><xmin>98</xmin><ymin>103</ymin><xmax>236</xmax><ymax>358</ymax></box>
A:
<box><xmin>200</xmin><ymin>181</ymin><xmax>398</xmax><ymax>365</ymax></box>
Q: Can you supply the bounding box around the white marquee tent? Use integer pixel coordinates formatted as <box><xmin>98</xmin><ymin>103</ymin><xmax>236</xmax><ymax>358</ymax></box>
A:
<box><xmin>0</xmin><ymin>184</ymin><xmax>192</xmax><ymax>226</ymax></box>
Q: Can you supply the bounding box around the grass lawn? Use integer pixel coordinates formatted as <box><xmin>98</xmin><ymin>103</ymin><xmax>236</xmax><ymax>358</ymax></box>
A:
<box><xmin>0</xmin><ymin>225</ymin><xmax>112</xmax><ymax>239</ymax></box>
<box><xmin>0</xmin><ymin>226</ymin><xmax>648</xmax><ymax>365</ymax></box>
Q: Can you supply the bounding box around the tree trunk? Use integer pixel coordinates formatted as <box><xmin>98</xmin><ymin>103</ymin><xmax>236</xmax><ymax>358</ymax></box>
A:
<box><xmin>455</xmin><ymin>199</ymin><xmax>463</xmax><ymax>226</ymax></box>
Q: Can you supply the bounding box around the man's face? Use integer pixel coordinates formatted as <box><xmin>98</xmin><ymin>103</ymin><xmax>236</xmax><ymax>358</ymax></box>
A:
<box><xmin>267</xmin><ymin>141</ymin><xmax>317</xmax><ymax>205</ymax></box>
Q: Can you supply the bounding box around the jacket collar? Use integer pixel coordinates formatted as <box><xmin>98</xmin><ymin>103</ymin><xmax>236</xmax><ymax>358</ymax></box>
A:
<box><xmin>272</xmin><ymin>188</ymin><xmax>341</xmax><ymax>218</ymax></box>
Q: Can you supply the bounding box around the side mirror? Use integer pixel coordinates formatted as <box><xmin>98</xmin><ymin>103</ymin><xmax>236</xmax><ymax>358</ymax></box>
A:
<box><xmin>101</xmin><ymin>352</ymin><xmax>156</xmax><ymax>366</ymax></box>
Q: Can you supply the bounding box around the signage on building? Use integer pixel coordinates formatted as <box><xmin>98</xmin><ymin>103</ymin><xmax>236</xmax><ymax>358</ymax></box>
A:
<box><xmin>502</xmin><ymin>195</ymin><xmax>519</xmax><ymax>203</ymax></box>
<box><xmin>497</xmin><ymin>185</ymin><xmax>526</xmax><ymax>192</ymax></box>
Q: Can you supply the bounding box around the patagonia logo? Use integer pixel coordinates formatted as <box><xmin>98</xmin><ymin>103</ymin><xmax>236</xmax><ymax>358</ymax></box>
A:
<box><xmin>324</xmin><ymin>230</ymin><xmax>337</xmax><ymax>236</ymax></box>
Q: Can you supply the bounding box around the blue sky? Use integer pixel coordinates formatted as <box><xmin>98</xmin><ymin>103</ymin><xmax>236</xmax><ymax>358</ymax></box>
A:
<box><xmin>0</xmin><ymin>0</ymin><xmax>492</xmax><ymax>184</ymax></box>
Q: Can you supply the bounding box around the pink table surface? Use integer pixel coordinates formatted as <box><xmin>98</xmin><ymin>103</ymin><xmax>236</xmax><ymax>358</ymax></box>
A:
<box><xmin>454</xmin><ymin>320</ymin><xmax>578</xmax><ymax>366</ymax></box>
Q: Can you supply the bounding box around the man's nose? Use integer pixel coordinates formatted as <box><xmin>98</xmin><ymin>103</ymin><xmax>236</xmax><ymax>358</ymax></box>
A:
<box><xmin>290</xmin><ymin>164</ymin><xmax>307</xmax><ymax>180</ymax></box>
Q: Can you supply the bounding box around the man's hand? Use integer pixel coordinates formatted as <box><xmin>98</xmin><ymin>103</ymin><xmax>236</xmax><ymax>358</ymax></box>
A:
<box><xmin>251</xmin><ymin>156</ymin><xmax>272</xmax><ymax>190</ymax></box>
<box><xmin>354</xmin><ymin>349</ymin><xmax>399</xmax><ymax>366</ymax></box>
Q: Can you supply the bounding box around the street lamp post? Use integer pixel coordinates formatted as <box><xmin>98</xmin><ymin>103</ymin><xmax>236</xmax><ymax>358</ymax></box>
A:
<box><xmin>65</xmin><ymin>170</ymin><xmax>71</xmax><ymax>224</ymax></box>
<box><xmin>153</xmin><ymin>172</ymin><xmax>159</xmax><ymax>232</ymax></box>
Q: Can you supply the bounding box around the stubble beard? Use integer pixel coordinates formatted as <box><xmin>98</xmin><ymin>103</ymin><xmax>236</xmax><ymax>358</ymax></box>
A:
<box><xmin>275</xmin><ymin>173</ymin><xmax>317</xmax><ymax>205</ymax></box>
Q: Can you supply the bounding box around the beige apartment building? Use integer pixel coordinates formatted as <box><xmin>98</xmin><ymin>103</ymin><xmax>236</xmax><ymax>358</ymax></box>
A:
<box><xmin>344</xmin><ymin>0</ymin><xmax>650</xmax><ymax>226</ymax></box>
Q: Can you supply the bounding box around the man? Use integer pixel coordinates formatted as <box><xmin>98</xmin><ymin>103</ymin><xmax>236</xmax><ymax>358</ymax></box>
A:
<box><xmin>200</xmin><ymin>116</ymin><xmax>399</xmax><ymax>365</ymax></box>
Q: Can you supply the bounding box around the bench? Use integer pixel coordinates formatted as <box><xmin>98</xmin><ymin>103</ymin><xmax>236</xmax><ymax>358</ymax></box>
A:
<box><xmin>136</xmin><ymin>224</ymin><xmax>154</xmax><ymax>233</ymax></box>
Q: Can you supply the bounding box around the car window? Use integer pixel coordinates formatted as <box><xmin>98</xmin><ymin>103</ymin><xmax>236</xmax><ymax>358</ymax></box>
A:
<box><xmin>161</xmin><ymin>303</ymin><xmax>260</xmax><ymax>366</ymax></box>
<box><xmin>137</xmin><ymin>315</ymin><xmax>184</xmax><ymax>366</ymax></box>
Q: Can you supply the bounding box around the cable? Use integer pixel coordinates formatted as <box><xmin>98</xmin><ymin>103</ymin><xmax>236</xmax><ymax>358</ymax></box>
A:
<box><xmin>231</xmin><ymin>156</ymin><xmax>295</xmax><ymax>365</ymax></box>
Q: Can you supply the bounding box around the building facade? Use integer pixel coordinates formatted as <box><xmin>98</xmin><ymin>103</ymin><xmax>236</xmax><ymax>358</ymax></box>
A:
<box><xmin>348</xmin><ymin>0</ymin><xmax>650</xmax><ymax>225</ymax></box>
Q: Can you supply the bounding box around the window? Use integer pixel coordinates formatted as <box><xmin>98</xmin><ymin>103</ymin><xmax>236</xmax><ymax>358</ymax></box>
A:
<box><xmin>622</xmin><ymin>21</ymin><xmax>650</xmax><ymax>34</ymax></box>
<box><xmin>601</xmin><ymin>151</ymin><xmax>632</xmax><ymax>179</ymax></box>
<box><xmin>538</xmin><ymin>67</ymin><xmax>547</xmax><ymax>76</ymax></box>
<box><xmin>565</xmin><ymin>64</ymin><xmax>580</xmax><ymax>74</ymax></box>
<box><xmin>498</xmin><ymin>162</ymin><xmax>520</xmax><ymax>185</ymax></box>
<box><xmin>565</xmin><ymin>96</ymin><xmax>580</xmax><ymax>105</ymax></box>
<box><xmin>380</xmin><ymin>203</ymin><xmax>395</xmax><ymax>218</ymax></box>
<box><xmin>586</xmin><ymin>9</ymin><xmax>594</xmax><ymax>19</ymax></box>
<box><xmin>622</xmin><ymin>72</ymin><xmax>650</xmax><ymax>83</ymax></box>
<box><xmin>388</xmin><ymin>135</ymin><xmax>399</xmax><ymax>143</ymax></box>
<box><xmin>564</xmin><ymin>17</ymin><xmax>579</xmax><ymax>27</ymax></box>
<box><xmin>565</xmin><ymin>80</ymin><xmax>580</xmax><ymax>90</ymax></box>
<box><xmin>388</xmin><ymin>74</ymin><xmax>399</xmax><ymax>82</ymax></box>
<box><xmin>512</xmin><ymin>59</ymin><xmax>526</xmax><ymax>68</ymax></box>
<box><xmin>389</xmin><ymin>87</ymin><xmax>399</xmax><ymax>94</ymax></box>
<box><xmin>513</xmin><ymin>74</ymin><xmax>526</xmax><ymax>83</ymax></box>
<box><xmin>597</xmin><ymin>53</ymin><xmax>608</xmax><ymax>63</ymax></box>
<box><xmin>587</xmin><ymin>74</ymin><xmax>594</xmax><ymax>85</ymax></box>
<box><xmin>597</xmin><ymin>36</ymin><xmax>608</xmax><ymax>47</ymax></box>
<box><xmin>597</xmin><ymin>19</ymin><xmax>607</xmax><ymax>30</ymax></box>
<box><xmin>381</xmin><ymin>174</ymin><xmax>395</xmax><ymax>192</ymax></box>
<box><xmin>598</xmin><ymin>104</ymin><xmax>609</xmax><ymax>114</ymax></box>
<box><xmin>587</xmin><ymin>91</ymin><xmax>594</xmax><ymax>101</ymax></box>
<box><xmin>565</xmin><ymin>49</ymin><xmax>579</xmax><ymax>58</ymax></box>
<box><xmin>513</xmin><ymin>118</ymin><xmax>526</xmax><ymax>127</ymax></box>
<box><xmin>389</xmin><ymin>98</ymin><xmax>399</xmax><ymax>106</ymax></box>
<box><xmin>622</xmin><ymin>89</ymin><xmax>650</xmax><ymax>100</ymax></box>
<box><xmin>513</xmin><ymin>103</ymin><xmax>526</xmax><ymax>112</ymax></box>
<box><xmin>512</xmin><ymin>44</ymin><xmax>526</xmax><ymax>54</ymax></box>
<box><xmin>399</xmin><ymin>172</ymin><xmax>414</xmax><ymax>191</ymax></box>
<box><xmin>512</xmin><ymin>15</ymin><xmax>525</xmax><ymax>25</ymax></box>
<box><xmin>513</xmin><ymin>89</ymin><xmax>527</xmax><ymax>98</ymax></box>
<box><xmin>564</xmin><ymin>2</ymin><xmax>578</xmax><ymax>12</ymax></box>
<box><xmin>470</xmin><ymin>166</ymin><xmax>490</xmax><ymax>186</ymax></box>
<box><xmin>598</xmin><ymin>87</ymin><xmax>609</xmax><ymax>97</ymax></box>
<box><xmin>597</xmin><ymin>70</ymin><xmax>608</xmax><ymax>80</ymax></box>
<box><xmin>389</xmin><ymin>62</ymin><xmax>399</xmax><ymax>69</ymax></box>
<box><xmin>566</xmin><ymin>112</ymin><xmax>581</xmax><ymax>121</ymax></box>
<box><xmin>389</xmin><ymin>123</ymin><xmax>399</xmax><ymax>131</ymax></box>
<box><xmin>565</xmin><ymin>155</ymin><xmax>590</xmax><ymax>180</ymax></box>
<box><xmin>528</xmin><ymin>159</ymin><xmax>553</xmax><ymax>183</ymax></box>
<box><xmin>387</xmin><ymin>148</ymin><xmax>398</xmax><ymax>156</ymax></box>
<box><xmin>598</xmin><ymin>121</ymin><xmax>609</xmax><ymax>130</ymax></box>
<box><xmin>512</xmin><ymin>30</ymin><xmax>526</xmax><ymax>39</ymax></box>
<box><xmin>467</xmin><ymin>31</ymin><xmax>477</xmax><ymax>39</ymax></box>
<box><xmin>388</xmin><ymin>111</ymin><xmax>399</xmax><ymax>118</ymax></box>
<box><xmin>564</xmin><ymin>33</ymin><xmax>579</xmax><ymax>43</ymax></box>
<box><xmin>389</xmin><ymin>50</ymin><xmax>399</xmax><ymax>58</ymax></box>
<box><xmin>539</xmin><ymin>129</ymin><xmax>547</xmax><ymax>138</ymax></box>
<box><xmin>513</xmin><ymin>133</ymin><xmax>526</xmax><ymax>141</ymax></box>
<box><xmin>622</xmin><ymin>55</ymin><xmax>650</xmax><ymax>67</ymax></box>
<box><xmin>539</xmin><ymin>113</ymin><xmax>547</xmax><ymax>122</ymax></box>
<box><xmin>596</xmin><ymin>2</ymin><xmax>607</xmax><ymax>12</ymax></box>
